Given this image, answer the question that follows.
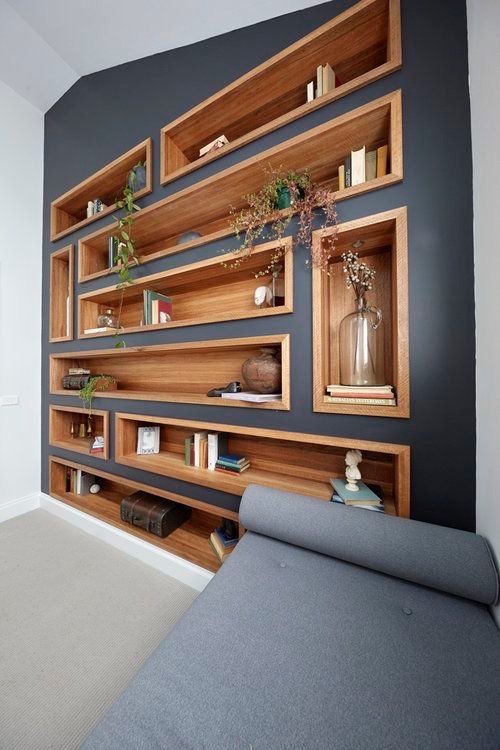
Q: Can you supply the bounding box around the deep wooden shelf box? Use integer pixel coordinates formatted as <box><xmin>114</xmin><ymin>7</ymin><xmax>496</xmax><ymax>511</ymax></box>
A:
<box><xmin>312</xmin><ymin>207</ymin><xmax>409</xmax><ymax>417</ymax></box>
<box><xmin>49</xmin><ymin>244</ymin><xmax>73</xmax><ymax>342</ymax></box>
<box><xmin>160</xmin><ymin>0</ymin><xmax>401</xmax><ymax>183</ymax></box>
<box><xmin>49</xmin><ymin>404</ymin><xmax>109</xmax><ymax>460</ymax></box>
<box><xmin>78</xmin><ymin>239</ymin><xmax>293</xmax><ymax>339</ymax></box>
<box><xmin>115</xmin><ymin>414</ymin><xmax>410</xmax><ymax>518</ymax></box>
<box><xmin>50</xmin><ymin>138</ymin><xmax>152</xmax><ymax>241</ymax></box>
<box><xmin>78</xmin><ymin>91</ymin><xmax>402</xmax><ymax>282</ymax></box>
<box><xmin>50</xmin><ymin>335</ymin><xmax>290</xmax><ymax>410</ymax></box>
<box><xmin>49</xmin><ymin>456</ymin><xmax>240</xmax><ymax>572</ymax></box>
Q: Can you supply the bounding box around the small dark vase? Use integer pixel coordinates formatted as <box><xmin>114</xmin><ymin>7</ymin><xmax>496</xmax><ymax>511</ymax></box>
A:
<box><xmin>127</xmin><ymin>164</ymin><xmax>147</xmax><ymax>192</ymax></box>
<box><xmin>242</xmin><ymin>347</ymin><xmax>281</xmax><ymax>394</ymax></box>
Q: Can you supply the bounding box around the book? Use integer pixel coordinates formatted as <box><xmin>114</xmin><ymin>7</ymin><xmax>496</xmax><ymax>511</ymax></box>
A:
<box><xmin>77</xmin><ymin>470</ymin><xmax>95</xmax><ymax>496</ymax></box>
<box><xmin>325</xmin><ymin>396</ymin><xmax>396</xmax><ymax>406</ymax></box>
<box><xmin>199</xmin><ymin>134</ymin><xmax>229</xmax><ymax>157</ymax></box>
<box><xmin>137</xmin><ymin>425</ymin><xmax>160</xmax><ymax>455</ymax></box>
<box><xmin>326</xmin><ymin>387</ymin><xmax>394</xmax><ymax>399</ymax></box>
<box><xmin>214</xmin><ymin>525</ymin><xmax>238</xmax><ymax>548</ymax></box>
<box><xmin>217</xmin><ymin>459</ymin><xmax>250</xmax><ymax>471</ymax></box>
<box><xmin>365</xmin><ymin>149</ymin><xmax>377</xmax><ymax>181</ymax></box>
<box><xmin>220</xmin><ymin>391</ymin><xmax>281</xmax><ymax>403</ymax></box>
<box><xmin>209</xmin><ymin>533</ymin><xmax>233</xmax><ymax>562</ymax></box>
<box><xmin>207</xmin><ymin>432</ymin><xmax>228</xmax><ymax>471</ymax></box>
<box><xmin>331</xmin><ymin>478</ymin><xmax>382</xmax><ymax>506</ymax></box>
<box><xmin>322</xmin><ymin>63</ymin><xmax>336</xmax><ymax>94</ymax></box>
<box><xmin>326</xmin><ymin>384</ymin><xmax>393</xmax><ymax>393</ymax></box>
<box><xmin>316</xmin><ymin>65</ymin><xmax>323</xmax><ymax>98</ymax></box>
<box><xmin>218</xmin><ymin>454</ymin><xmax>247</xmax><ymax>465</ymax></box>
<box><xmin>184</xmin><ymin>434</ymin><xmax>194</xmax><ymax>465</ymax></box>
<box><xmin>344</xmin><ymin>155</ymin><xmax>351</xmax><ymax>188</ymax></box>
<box><xmin>83</xmin><ymin>326</ymin><xmax>117</xmax><ymax>334</ymax></box>
<box><xmin>68</xmin><ymin>368</ymin><xmax>90</xmax><ymax>375</ymax></box>
<box><xmin>376</xmin><ymin>145</ymin><xmax>388</xmax><ymax>177</ymax></box>
<box><xmin>90</xmin><ymin>435</ymin><xmax>104</xmax><ymax>454</ymax></box>
<box><xmin>200</xmin><ymin>437</ymin><xmax>208</xmax><ymax>469</ymax></box>
<box><xmin>306</xmin><ymin>80</ymin><xmax>315</xmax><ymax>102</ymax></box>
<box><xmin>351</xmin><ymin>146</ymin><xmax>366</xmax><ymax>186</ymax></box>
<box><xmin>338</xmin><ymin>164</ymin><xmax>345</xmax><ymax>190</ymax></box>
<box><xmin>215</xmin><ymin>464</ymin><xmax>250</xmax><ymax>475</ymax></box>
<box><xmin>143</xmin><ymin>290</ymin><xmax>173</xmax><ymax>326</ymax></box>
<box><xmin>194</xmin><ymin>431</ymin><xmax>208</xmax><ymax>467</ymax></box>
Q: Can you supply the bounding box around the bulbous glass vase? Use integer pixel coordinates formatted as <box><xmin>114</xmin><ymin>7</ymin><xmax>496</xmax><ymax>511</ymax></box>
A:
<box><xmin>339</xmin><ymin>297</ymin><xmax>385</xmax><ymax>386</ymax></box>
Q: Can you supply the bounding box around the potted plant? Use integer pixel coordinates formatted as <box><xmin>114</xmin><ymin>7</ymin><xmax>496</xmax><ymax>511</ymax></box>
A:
<box><xmin>110</xmin><ymin>180</ymin><xmax>141</xmax><ymax>346</ymax></box>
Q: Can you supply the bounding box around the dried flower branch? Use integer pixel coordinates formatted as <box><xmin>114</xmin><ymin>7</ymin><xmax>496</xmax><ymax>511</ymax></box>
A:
<box><xmin>341</xmin><ymin>250</ymin><xmax>376</xmax><ymax>301</ymax></box>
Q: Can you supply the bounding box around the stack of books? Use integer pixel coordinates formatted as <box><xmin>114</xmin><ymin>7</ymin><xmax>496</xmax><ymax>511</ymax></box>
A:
<box><xmin>339</xmin><ymin>144</ymin><xmax>388</xmax><ymax>190</ymax></box>
<box><xmin>215</xmin><ymin>454</ymin><xmax>250</xmax><ymax>475</ymax></box>
<box><xmin>86</xmin><ymin>198</ymin><xmax>106</xmax><ymax>218</ymax></box>
<box><xmin>330</xmin><ymin>478</ymin><xmax>385</xmax><ymax>513</ymax></box>
<box><xmin>306</xmin><ymin>63</ymin><xmax>340</xmax><ymax>102</ymax></box>
<box><xmin>143</xmin><ymin>290</ymin><xmax>172</xmax><ymax>325</ymax></box>
<box><xmin>65</xmin><ymin>468</ymin><xmax>95</xmax><ymax>495</ymax></box>
<box><xmin>90</xmin><ymin>436</ymin><xmax>105</xmax><ymax>454</ymax></box>
<box><xmin>185</xmin><ymin>431</ymin><xmax>210</xmax><ymax>468</ymax></box>
<box><xmin>326</xmin><ymin>384</ymin><xmax>395</xmax><ymax>407</ymax></box>
<box><xmin>137</xmin><ymin>425</ymin><xmax>160</xmax><ymax>454</ymax></box>
<box><xmin>208</xmin><ymin>522</ymin><xmax>239</xmax><ymax>563</ymax></box>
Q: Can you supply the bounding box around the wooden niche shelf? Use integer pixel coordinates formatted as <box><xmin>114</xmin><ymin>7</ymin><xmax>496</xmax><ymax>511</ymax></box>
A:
<box><xmin>312</xmin><ymin>207</ymin><xmax>409</xmax><ymax>417</ymax></box>
<box><xmin>78</xmin><ymin>90</ymin><xmax>403</xmax><ymax>283</ymax></box>
<box><xmin>49</xmin><ymin>245</ymin><xmax>73</xmax><ymax>342</ymax></box>
<box><xmin>78</xmin><ymin>239</ymin><xmax>293</xmax><ymax>339</ymax></box>
<box><xmin>49</xmin><ymin>405</ymin><xmax>109</xmax><ymax>460</ymax></box>
<box><xmin>160</xmin><ymin>0</ymin><xmax>401</xmax><ymax>184</ymax></box>
<box><xmin>49</xmin><ymin>456</ymin><xmax>240</xmax><ymax>572</ymax></box>
<box><xmin>115</xmin><ymin>414</ymin><xmax>410</xmax><ymax>518</ymax></box>
<box><xmin>50</xmin><ymin>334</ymin><xmax>290</xmax><ymax>410</ymax></box>
<box><xmin>50</xmin><ymin>138</ymin><xmax>152</xmax><ymax>242</ymax></box>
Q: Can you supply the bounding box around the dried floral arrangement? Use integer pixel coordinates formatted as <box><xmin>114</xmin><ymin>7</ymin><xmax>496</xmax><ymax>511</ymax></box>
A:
<box><xmin>223</xmin><ymin>167</ymin><xmax>338</xmax><ymax>277</ymax></box>
<box><xmin>341</xmin><ymin>250</ymin><xmax>376</xmax><ymax>301</ymax></box>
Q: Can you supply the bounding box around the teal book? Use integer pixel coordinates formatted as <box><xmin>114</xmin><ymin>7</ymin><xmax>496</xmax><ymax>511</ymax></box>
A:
<box><xmin>331</xmin><ymin>479</ymin><xmax>382</xmax><ymax>506</ymax></box>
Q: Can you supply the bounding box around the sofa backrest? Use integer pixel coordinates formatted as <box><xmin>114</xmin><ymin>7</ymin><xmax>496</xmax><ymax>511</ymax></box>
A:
<box><xmin>240</xmin><ymin>485</ymin><xmax>499</xmax><ymax>606</ymax></box>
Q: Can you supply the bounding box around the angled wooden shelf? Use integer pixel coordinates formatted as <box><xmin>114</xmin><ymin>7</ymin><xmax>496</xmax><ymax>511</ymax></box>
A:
<box><xmin>49</xmin><ymin>334</ymin><xmax>290</xmax><ymax>410</ymax></box>
<box><xmin>49</xmin><ymin>455</ymin><xmax>240</xmax><ymax>572</ymax></box>
<box><xmin>115</xmin><ymin>413</ymin><xmax>410</xmax><ymax>518</ymax></box>
<box><xmin>49</xmin><ymin>244</ymin><xmax>73</xmax><ymax>342</ymax></box>
<box><xmin>49</xmin><ymin>404</ymin><xmax>109</xmax><ymax>460</ymax></box>
<box><xmin>78</xmin><ymin>239</ymin><xmax>293</xmax><ymax>339</ymax></box>
<box><xmin>160</xmin><ymin>0</ymin><xmax>401</xmax><ymax>184</ymax></box>
<box><xmin>78</xmin><ymin>91</ymin><xmax>403</xmax><ymax>282</ymax></box>
<box><xmin>312</xmin><ymin>207</ymin><xmax>409</xmax><ymax>417</ymax></box>
<box><xmin>50</xmin><ymin>138</ymin><xmax>152</xmax><ymax>242</ymax></box>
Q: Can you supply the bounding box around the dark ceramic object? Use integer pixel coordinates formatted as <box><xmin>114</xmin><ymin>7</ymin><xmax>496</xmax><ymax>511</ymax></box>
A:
<box><xmin>127</xmin><ymin>164</ymin><xmax>147</xmax><ymax>192</ymax></box>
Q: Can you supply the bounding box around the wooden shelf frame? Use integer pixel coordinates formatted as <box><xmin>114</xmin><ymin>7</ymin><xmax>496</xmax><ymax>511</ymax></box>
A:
<box><xmin>50</xmin><ymin>138</ymin><xmax>153</xmax><ymax>242</ymax></box>
<box><xmin>78</xmin><ymin>239</ymin><xmax>293</xmax><ymax>339</ymax></box>
<box><xmin>49</xmin><ymin>405</ymin><xmax>109</xmax><ymax>460</ymax></box>
<box><xmin>78</xmin><ymin>91</ymin><xmax>403</xmax><ymax>283</ymax></box>
<box><xmin>160</xmin><ymin>0</ymin><xmax>401</xmax><ymax>184</ymax></box>
<box><xmin>115</xmin><ymin>413</ymin><xmax>410</xmax><ymax>518</ymax></box>
<box><xmin>49</xmin><ymin>455</ymin><xmax>240</xmax><ymax>572</ymax></box>
<box><xmin>49</xmin><ymin>334</ymin><xmax>290</xmax><ymax>410</ymax></box>
<box><xmin>312</xmin><ymin>207</ymin><xmax>409</xmax><ymax>417</ymax></box>
<box><xmin>49</xmin><ymin>244</ymin><xmax>74</xmax><ymax>342</ymax></box>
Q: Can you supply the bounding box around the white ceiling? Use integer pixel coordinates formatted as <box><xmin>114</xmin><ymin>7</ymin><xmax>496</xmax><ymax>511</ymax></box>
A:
<box><xmin>0</xmin><ymin>0</ymin><xmax>325</xmax><ymax>112</ymax></box>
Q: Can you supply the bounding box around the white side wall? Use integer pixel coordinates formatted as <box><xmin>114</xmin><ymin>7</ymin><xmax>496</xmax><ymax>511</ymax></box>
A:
<box><xmin>467</xmin><ymin>0</ymin><xmax>500</xmax><ymax>623</ymax></box>
<box><xmin>0</xmin><ymin>80</ymin><xmax>43</xmax><ymax>506</ymax></box>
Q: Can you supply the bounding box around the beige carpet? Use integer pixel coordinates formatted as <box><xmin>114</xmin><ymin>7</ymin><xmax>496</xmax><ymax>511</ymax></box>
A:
<box><xmin>0</xmin><ymin>509</ymin><xmax>198</xmax><ymax>750</ymax></box>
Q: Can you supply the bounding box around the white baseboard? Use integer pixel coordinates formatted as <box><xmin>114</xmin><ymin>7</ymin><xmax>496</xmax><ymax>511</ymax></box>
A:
<box><xmin>0</xmin><ymin>492</ymin><xmax>41</xmax><ymax>523</ymax></box>
<box><xmin>40</xmin><ymin>493</ymin><xmax>213</xmax><ymax>592</ymax></box>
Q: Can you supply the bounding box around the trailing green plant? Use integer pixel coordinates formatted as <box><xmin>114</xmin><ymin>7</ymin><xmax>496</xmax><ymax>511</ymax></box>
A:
<box><xmin>222</xmin><ymin>166</ymin><xmax>338</xmax><ymax>277</ymax></box>
<box><xmin>79</xmin><ymin>375</ymin><xmax>117</xmax><ymax>421</ymax></box>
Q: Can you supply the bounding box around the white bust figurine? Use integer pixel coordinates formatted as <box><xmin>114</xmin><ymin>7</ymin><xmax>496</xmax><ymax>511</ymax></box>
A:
<box><xmin>254</xmin><ymin>285</ymin><xmax>273</xmax><ymax>308</ymax></box>
<box><xmin>345</xmin><ymin>449</ymin><xmax>362</xmax><ymax>491</ymax></box>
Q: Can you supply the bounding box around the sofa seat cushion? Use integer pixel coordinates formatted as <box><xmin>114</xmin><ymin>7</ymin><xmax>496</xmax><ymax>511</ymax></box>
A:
<box><xmin>83</xmin><ymin>531</ymin><xmax>500</xmax><ymax>750</ymax></box>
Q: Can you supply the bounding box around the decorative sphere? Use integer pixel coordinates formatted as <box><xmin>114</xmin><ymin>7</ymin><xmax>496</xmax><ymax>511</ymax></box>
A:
<box><xmin>89</xmin><ymin>483</ymin><xmax>101</xmax><ymax>494</ymax></box>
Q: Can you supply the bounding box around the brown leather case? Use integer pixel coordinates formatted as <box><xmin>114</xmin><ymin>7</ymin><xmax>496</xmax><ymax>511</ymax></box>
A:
<box><xmin>120</xmin><ymin>491</ymin><xmax>191</xmax><ymax>538</ymax></box>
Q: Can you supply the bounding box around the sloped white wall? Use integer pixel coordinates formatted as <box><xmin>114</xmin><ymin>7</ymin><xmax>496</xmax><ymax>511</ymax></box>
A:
<box><xmin>0</xmin><ymin>80</ymin><xmax>43</xmax><ymax>506</ymax></box>
<box><xmin>467</xmin><ymin>0</ymin><xmax>500</xmax><ymax>623</ymax></box>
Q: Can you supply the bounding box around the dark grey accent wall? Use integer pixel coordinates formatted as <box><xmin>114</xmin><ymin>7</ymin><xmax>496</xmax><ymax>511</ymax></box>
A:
<box><xmin>41</xmin><ymin>0</ymin><xmax>476</xmax><ymax>530</ymax></box>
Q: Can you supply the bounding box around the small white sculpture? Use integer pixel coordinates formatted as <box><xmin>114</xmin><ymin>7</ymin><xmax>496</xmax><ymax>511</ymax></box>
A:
<box><xmin>89</xmin><ymin>483</ymin><xmax>101</xmax><ymax>495</ymax></box>
<box><xmin>254</xmin><ymin>285</ymin><xmax>273</xmax><ymax>308</ymax></box>
<box><xmin>345</xmin><ymin>449</ymin><xmax>362</xmax><ymax>491</ymax></box>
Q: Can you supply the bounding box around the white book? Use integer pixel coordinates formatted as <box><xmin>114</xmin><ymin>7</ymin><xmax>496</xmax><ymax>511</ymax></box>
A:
<box><xmin>194</xmin><ymin>431</ymin><xmax>208</xmax><ymax>467</ymax></box>
<box><xmin>207</xmin><ymin>433</ymin><xmax>218</xmax><ymax>471</ymax></box>
<box><xmin>351</xmin><ymin>146</ymin><xmax>366</xmax><ymax>186</ymax></box>
<box><xmin>84</xmin><ymin>326</ymin><xmax>118</xmax><ymax>334</ymax></box>
<box><xmin>306</xmin><ymin>80</ymin><xmax>315</xmax><ymax>102</ymax></box>
<box><xmin>316</xmin><ymin>65</ymin><xmax>323</xmax><ymax>98</ymax></box>
<box><xmin>221</xmin><ymin>391</ymin><xmax>282</xmax><ymax>403</ymax></box>
<box><xmin>326</xmin><ymin>384</ymin><xmax>393</xmax><ymax>394</ymax></box>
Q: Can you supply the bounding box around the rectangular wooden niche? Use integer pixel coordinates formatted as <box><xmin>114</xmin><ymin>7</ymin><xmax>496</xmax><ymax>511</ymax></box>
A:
<box><xmin>78</xmin><ymin>239</ymin><xmax>293</xmax><ymax>339</ymax></box>
<box><xmin>49</xmin><ymin>404</ymin><xmax>109</xmax><ymax>460</ymax></box>
<box><xmin>49</xmin><ymin>244</ymin><xmax>73</xmax><ymax>342</ymax></box>
<box><xmin>50</xmin><ymin>334</ymin><xmax>290</xmax><ymax>410</ymax></box>
<box><xmin>49</xmin><ymin>455</ymin><xmax>240</xmax><ymax>572</ymax></box>
<box><xmin>160</xmin><ymin>0</ymin><xmax>401</xmax><ymax>183</ymax></box>
<box><xmin>50</xmin><ymin>138</ymin><xmax>152</xmax><ymax>242</ymax></box>
<box><xmin>115</xmin><ymin>414</ymin><xmax>410</xmax><ymax>518</ymax></box>
<box><xmin>312</xmin><ymin>207</ymin><xmax>409</xmax><ymax>417</ymax></box>
<box><xmin>78</xmin><ymin>91</ymin><xmax>403</xmax><ymax>283</ymax></box>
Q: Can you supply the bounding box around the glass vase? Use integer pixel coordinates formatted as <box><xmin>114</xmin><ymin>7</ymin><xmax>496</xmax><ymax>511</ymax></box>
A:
<box><xmin>339</xmin><ymin>297</ymin><xmax>385</xmax><ymax>386</ymax></box>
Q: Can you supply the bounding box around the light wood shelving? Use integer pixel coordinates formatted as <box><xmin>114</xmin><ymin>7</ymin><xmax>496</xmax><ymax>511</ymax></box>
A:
<box><xmin>50</xmin><ymin>335</ymin><xmax>290</xmax><ymax>410</ymax></box>
<box><xmin>312</xmin><ymin>207</ymin><xmax>409</xmax><ymax>417</ymax></box>
<box><xmin>50</xmin><ymin>138</ymin><xmax>152</xmax><ymax>242</ymax></box>
<box><xmin>49</xmin><ymin>405</ymin><xmax>109</xmax><ymax>460</ymax></box>
<box><xmin>49</xmin><ymin>245</ymin><xmax>73</xmax><ymax>342</ymax></box>
<box><xmin>78</xmin><ymin>239</ymin><xmax>293</xmax><ymax>339</ymax></box>
<box><xmin>160</xmin><ymin>0</ymin><xmax>401</xmax><ymax>184</ymax></box>
<box><xmin>49</xmin><ymin>455</ymin><xmax>240</xmax><ymax>572</ymax></box>
<box><xmin>115</xmin><ymin>413</ymin><xmax>410</xmax><ymax>518</ymax></box>
<box><xmin>78</xmin><ymin>91</ymin><xmax>403</xmax><ymax>282</ymax></box>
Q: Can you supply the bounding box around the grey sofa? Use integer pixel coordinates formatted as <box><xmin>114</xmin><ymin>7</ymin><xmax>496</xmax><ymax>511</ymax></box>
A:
<box><xmin>83</xmin><ymin>485</ymin><xmax>500</xmax><ymax>749</ymax></box>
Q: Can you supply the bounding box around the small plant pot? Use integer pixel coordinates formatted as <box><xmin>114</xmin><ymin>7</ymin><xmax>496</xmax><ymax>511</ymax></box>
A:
<box><xmin>127</xmin><ymin>165</ymin><xmax>147</xmax><ymax>192</ymax></box>
<box><xmin>275</xmin><ymin>186</ymin><xmax>292</xmax><ymax>210</ymax></box>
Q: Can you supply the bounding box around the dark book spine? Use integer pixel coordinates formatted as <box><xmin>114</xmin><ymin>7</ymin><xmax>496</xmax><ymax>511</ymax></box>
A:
<box><xmin>344</xmin><ymin>156</ymin><xmax>351</xmax><ymax>188</ymax></box>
